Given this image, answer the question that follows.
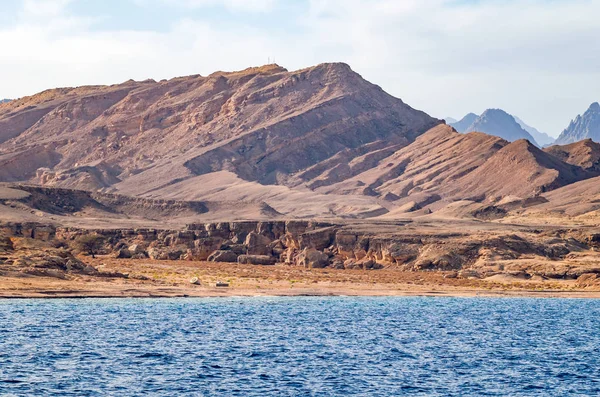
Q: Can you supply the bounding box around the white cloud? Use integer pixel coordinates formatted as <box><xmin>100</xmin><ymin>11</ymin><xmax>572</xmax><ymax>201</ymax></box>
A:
<box><xmin>135</xmin><ymin>0</ymin><xmax>278</xmax><ymax>12</ymax></box>
<box><xmin>297</xmin><ymin>0</ymin><xmax>600</xmax><ymax>135</ymax></box>
<box><xmin>21</xmin><ymin>0</ymin><xmax>74</xmax><ymax>17</ymax></box>
<box><xmin>1</xmin><ymin>0</ymin><xmax>599</xmax><ymax>136</ymax></box>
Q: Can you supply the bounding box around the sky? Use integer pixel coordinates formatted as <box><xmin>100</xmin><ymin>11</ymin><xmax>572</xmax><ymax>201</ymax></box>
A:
<box><xmin>1</xmin><ymin>0</ymin><xmax>599</xmax><ymax>137</ymax></box>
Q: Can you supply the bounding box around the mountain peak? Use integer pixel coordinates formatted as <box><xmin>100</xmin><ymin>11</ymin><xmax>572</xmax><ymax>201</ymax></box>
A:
<box><xmin>449</xmin><ymin>113</ymin><xmax>478</xmax><ymax>132</ymax></box>
<box><xmin>555</xmin><ymin>101</ymin><xmax>600</xmax><ymax>145</ymax></box>
<box><xmin>502</xmin><ymin>138</ymin><xmax>539</xmax><ymax>155</ymax></box>
<box><xmin>209</xmin><ymin>64</ymin><xmax>288</xmax><ymax>78</ymax></box>
<box><xmin>481</xmin><ymin>108</ymin><xmax>509</xmax><ymax>116</ymax></box>
<box><xmin>0</xmin><ymin>61</ymin><xmax>440</xmax><ymax>197</ymax></box>
<box><xmin>453</xmin><ymin>108</ymin><xmax>540</xmax><ymax>147</ymax></box>
<box><xmin>297</xmin><ymin>62</ymin><xmax>356</xmax><ymax>78</ymax></box>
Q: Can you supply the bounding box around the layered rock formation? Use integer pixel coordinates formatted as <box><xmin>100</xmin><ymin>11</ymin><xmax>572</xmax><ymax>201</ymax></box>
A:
<box><xmin>555</xmin><ymin>102</ymin><xmax>600</xmax><ymax>144</ymax></box>
<box><xmin>3</xmin><ymin>220</ymin><xmax>600</xmax><ymax>280</ymax></box>
<box><xmin>0</xmin><ymin>63</ymin><xmax>438</xmax><ymax>191</ymax></box>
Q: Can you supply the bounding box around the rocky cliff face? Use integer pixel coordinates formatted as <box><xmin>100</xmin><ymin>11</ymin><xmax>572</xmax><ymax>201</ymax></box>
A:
<box><xmin>0</xmin><ymin>222</ymin><xmax>101</xmax><ymax>279</ymax></box>
<box><xmin>2</xmin><ymin>220</ymin><xmax>596</xmax><ymax>279</ymax></box>
<box><xmin>555</xmin><ymin>102</ymin><xmax>600</xmax><ymax>145</ymax></box>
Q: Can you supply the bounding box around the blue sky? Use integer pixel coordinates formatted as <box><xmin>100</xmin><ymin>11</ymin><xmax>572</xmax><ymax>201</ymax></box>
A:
<box><xmin>1</xmin><ymin>0</ymin><xmax>599</xmax><ymax>136</ymax></box>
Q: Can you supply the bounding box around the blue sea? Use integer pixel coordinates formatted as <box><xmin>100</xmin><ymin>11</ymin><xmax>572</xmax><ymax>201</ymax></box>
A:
<box><xmin>1</xmin><ymin>297</ymin><xmax>599</xmax><ymax>396</ymax></box>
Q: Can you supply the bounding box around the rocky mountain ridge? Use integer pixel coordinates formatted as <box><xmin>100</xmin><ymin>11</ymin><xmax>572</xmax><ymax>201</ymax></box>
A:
<box><xmin>555</xmin><ymin>102</ymin><xmax>600</xmax><ymax>145</ymax></box>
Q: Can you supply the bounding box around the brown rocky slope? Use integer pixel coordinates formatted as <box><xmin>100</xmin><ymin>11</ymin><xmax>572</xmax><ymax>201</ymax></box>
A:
<box><xmin>2</xmin><ymin>62</ymin><xmax>600</xmax><ymax>221</ymax></box>
<box><xmin>0</xmin><ymin>63</ymin><xmax>437</xmax><ymax>190</ymax></box>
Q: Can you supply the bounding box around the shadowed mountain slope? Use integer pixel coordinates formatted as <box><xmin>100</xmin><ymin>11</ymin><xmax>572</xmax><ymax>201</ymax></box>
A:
<box><xmin>544</xmin><ymin>139</ymin><xmax>600</xmax><ymax>173</ymax></box>
<box><xmin>313</xmin><ymin>125</ymin><xmax>506</xmax><ymax>198</ymax></box>
<box><xmin>443</xmin><ymin>139</ymin><xmax>589</xmax><ymax>201</ymax></box>
<box><xmin>312</xmin><ymin>126</ymin><xmax>588</xmax><ymax>206</ymax></box>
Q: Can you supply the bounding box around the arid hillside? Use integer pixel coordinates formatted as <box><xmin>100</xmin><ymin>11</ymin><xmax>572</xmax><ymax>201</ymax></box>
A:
<box><xmin>1</xmin><ymin>63</ymin><xmax>600</xmax><ymax>221</ymax></box>
<box><xmin>0</xmin><ymin>63</ymin><xmax>437</xmax><ymax>188</ymax></box>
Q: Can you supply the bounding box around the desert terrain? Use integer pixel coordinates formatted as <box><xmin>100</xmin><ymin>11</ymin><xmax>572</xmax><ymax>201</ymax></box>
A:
<box><xmin>3</xmin><ymin>257</ymin><xmax>599</xmax><ymax>299</ymax></box>
<box><xmin>2</xmin><ymin>63</ymin><xmax>600</xmax><ymax>298</ymax></box>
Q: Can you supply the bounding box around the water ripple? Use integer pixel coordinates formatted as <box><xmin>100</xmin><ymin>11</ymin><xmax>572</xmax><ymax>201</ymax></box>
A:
<box><xmin>1</xmin><ymin>297</ymin><xmax>600</xmax><ymax>396</ymax></box>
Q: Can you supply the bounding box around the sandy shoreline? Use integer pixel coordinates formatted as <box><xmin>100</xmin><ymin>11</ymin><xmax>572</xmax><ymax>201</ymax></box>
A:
<box><xmin>4</xmin><ymin>291</ymin><xmax>600</xmax><ymax>299</ymax></box>
<box><xmin>3</xmin><ymin>279</ymin><xmax>600</xmax><ymax>300</ymax></box>
<box><xmin>3</xmin><ymin>257</ymin><xmax>600</xmax><ymax>300</ymax></box>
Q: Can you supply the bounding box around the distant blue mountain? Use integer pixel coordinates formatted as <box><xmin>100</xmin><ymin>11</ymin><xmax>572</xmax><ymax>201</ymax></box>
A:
<box><xmin>450</xmin><ymin>109</ymin><xmax>541</xmax><ymax>147</ymax></box>
<box><xmin>449</xmin><ymin>113</ymin><xmax>478</xmax><ymax>133</ymax></box>
<box><xmin>444</xmin><ymin>116</ymin><xmax>458</xmax><ymax>124</ymax></box>
<box><xmin>555</xmin><ymin>102</ymin><xmax>600</xmax><ymax>145</ymax></box>
<box><xmin>513</xmin><ymin>116</ymin><xmax>555</xmax><ymax>147</ymax></box>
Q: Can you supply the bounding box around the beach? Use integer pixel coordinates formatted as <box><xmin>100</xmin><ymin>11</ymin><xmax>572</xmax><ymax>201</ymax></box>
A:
<box><xmin>3</xmin><ymin>257</ymin><xmax>599</xmax><ymax>299</ymax></box>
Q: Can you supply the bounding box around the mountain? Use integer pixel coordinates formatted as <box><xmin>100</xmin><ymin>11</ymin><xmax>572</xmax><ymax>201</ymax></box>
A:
<box><xmin>544</xmin><ymin>139</ymin><xmax>600</xmax><ymax>173</ymax></box>
<box><xmin>451</xmin><ymin>110</ymin><xmax>542</xmax><ymax>147</ymax></box>
<box><xmin>449</xmin><ymin>113</ymin><xmax>478</xmax><ymax>133</ymax></box>
<box><xmin>0</xmin><ymin>99</ymin><xmax>10</xmax><ymax>104</ymax></box>
<box><xmin>555</xmin><ymin>102</ymin><xmax>600</xmax><ymax>145</ymax></box>
<box><xmin>0</xmin><ymin>63</ymin><xmax>440</xmax><ymax>218</ymax></box>
<box><xmin>513</xmin><ymin>116</ymin><xmax>554</xmax><ymax>146</ymax></box>
<box><xmin>463</xmin><ymin>109</ymin><xmax>539</xmax><ymax>146</ymax></box>
<box><xmin>317</xmin><ymin>125</ymin><xmax>590</xmax><ymax>205</ymax></box>
<box><xmin>443</xmin><ymin>139</ymin><xmax>589</xmax><ymax>201</ymax></box>
<box><xmin>1</xmin><ymin>63</ymin><xmax>598</xmax><ymax>221</ymax></box>
<box><xmin>444</xmin><ymin>116</ymin><xmax>457</xmax><ymax>124</ymax></box>
<box><xmin>314</xmin><ymin>125</ymin><xmax>506</xmax><ymax>199</ymax></box>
